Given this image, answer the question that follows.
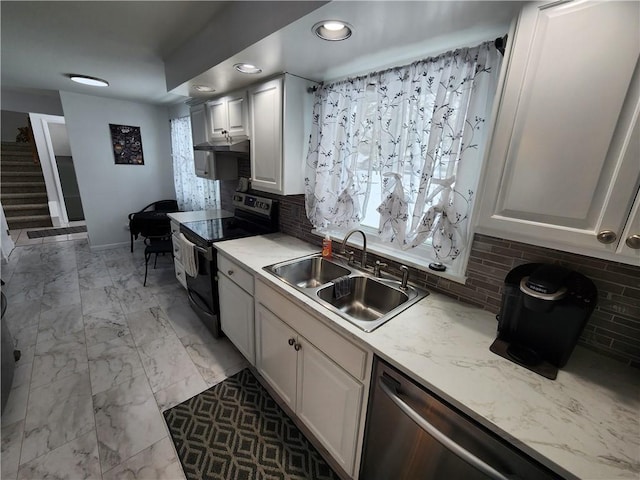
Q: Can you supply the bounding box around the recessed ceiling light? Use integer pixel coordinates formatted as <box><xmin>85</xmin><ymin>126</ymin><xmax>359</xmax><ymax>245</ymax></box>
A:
<box><xmin>313</xmin><ymin>20</ymin><xmax>353</xmax><ymax>41</ymax></box>
<box><xmin>68</xmin><ymin>74</ymin><xmax>109</xmax><ymax>87</ymax></box>
<box><xmin>193</xmin><ymin>85</ymin><xmax>215</xmax><ymax>93</ymax></box>
<box><xmin>234</xmin><ymin>63</ymin><xmax>262</xmax><ymax>74</ymax></box>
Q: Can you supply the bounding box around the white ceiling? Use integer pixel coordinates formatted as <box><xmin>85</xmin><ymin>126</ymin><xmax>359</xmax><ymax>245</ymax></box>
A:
<box><xmin>1</xmin><ymin>1</ymin><xmax>523</xmax><ymax>107</ymax></box>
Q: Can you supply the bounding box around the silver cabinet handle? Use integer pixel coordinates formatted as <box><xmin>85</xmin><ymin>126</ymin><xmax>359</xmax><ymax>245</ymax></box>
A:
<box><xmin>288</xmin><ymin>338</ymin><xmax>295</xmax><ymax>346</ymax></box>
<box><xmin>596</xmin><ymin>230</ymin><xmax>617</xmax><ymax>244</ymax></box>
<box><xmin>379</xmin><ymin>376</ymin><xmax>512</xmax><ymax>480</ymax></box>
<box><xmin>625</xmin><ymin>234</ymin><xmax>640</xmax><ymax>249</ymax></box>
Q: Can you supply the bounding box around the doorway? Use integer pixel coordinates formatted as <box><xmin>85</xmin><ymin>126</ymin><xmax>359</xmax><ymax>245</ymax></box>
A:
<box><xmin>29</xmin><ymin>114</ymin><xmax>85</xmax><ymax>226</ymax></box>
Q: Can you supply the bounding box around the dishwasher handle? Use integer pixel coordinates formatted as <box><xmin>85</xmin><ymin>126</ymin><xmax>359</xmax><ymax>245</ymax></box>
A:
<box><xmin>379</xmin><ymin>375</ymin><xmax>518</xmax><ymax>480</ymax></box>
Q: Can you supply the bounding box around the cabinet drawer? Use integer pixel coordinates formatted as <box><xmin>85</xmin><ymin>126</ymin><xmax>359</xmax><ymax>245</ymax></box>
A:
<box><xmin>171</xmin><ymin>234</ymin><xmax>182</xmax><ymax>262</ymax></box>
<box><xmin>218</xmin><ymin>254</ymin><xmax>254</xmax><ymax>294</ymax></box>
<box><xmin>170</xmin><ymin>221</ymin><xmax>180</xmax><ymax>235</ymax></box>
<box><xmin>174</xmin><ymin>259</ymin><xmax>187</xmax><ymax>289</ymax></box>
<box><xmin>256</xmin><ymin>279</ymin><xmax>369</xmax><ymax>381</ymax></box>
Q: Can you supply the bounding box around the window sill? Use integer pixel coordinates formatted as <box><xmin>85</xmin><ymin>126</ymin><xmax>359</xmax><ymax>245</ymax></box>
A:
<box><xmin>312</xmin><ymin>229</ymin><xmax>468</xmax><ymax>285</ymax></box>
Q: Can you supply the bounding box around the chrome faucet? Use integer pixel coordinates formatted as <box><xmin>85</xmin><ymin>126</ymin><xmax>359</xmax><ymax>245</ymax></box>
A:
<box><xmin>400</xmin><ymin>265</ymin><xmax>410</xmax><ymax>290</ymax></box>
<box><xmin>341</xmin><ymin>229</ymin><xmax>367</xmax><ymax>268</ymax></box>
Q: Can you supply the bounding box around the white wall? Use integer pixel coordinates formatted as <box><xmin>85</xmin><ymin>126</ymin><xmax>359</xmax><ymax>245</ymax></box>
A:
<box><xmin>1</xmin><ymin>110</ymin><xmax>29</xmax><ymax>142</ymax></box>
<box><xmin>59</xmin><ymin>91</ymin><xmax>175</xmax><ymax>249</ymax></box>
<box><xmin>1</xmin><ymin>88</ymin><xmax>63</xmax><ymax>116</ymax></box>
<box><xmin>168</xmin><ymin>102</ymin><xmax>190</xmax><ymax>120</ymax></box>
<box><xmin>48</xmin><ymin>123</ymin><xmax>72</xmax><ymax>156</ymax></box>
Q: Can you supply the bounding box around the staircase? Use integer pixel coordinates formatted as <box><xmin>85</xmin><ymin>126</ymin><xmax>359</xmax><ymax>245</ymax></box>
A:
<box><xmin>1</xmin><ymin>142</ymin><xmax>52</xmax><ymax>230</ymax></box>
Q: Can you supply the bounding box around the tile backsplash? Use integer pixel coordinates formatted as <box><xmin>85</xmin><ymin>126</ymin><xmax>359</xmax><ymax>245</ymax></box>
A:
<box><xmin>269</xmin><ymin>194</ymin><xmax>640</xmax><ymax>368</ymax></box>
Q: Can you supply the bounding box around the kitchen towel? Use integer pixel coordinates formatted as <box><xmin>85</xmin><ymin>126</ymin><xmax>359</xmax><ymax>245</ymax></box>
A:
<box><xmin>333</xmin><ymin>275</ymin><xmax>352</xmax><ymax>299</ymax></box>
<box><xmin>179</xmin><ymin>233</ymin><xmax>198</xmax><ymax>277</ymax></box>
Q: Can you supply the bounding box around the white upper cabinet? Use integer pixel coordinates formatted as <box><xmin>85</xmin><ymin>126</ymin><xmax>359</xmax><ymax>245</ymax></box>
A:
<box><xmin>477</xmin><ymin>0</ymin><xmax>640</xmax><ymax>265</ymax></box>
<box><xmin>248</xmin><ymin>73</ymin><xmax>317</xmax><ymax>195</ymax></box>
<box><xmin>206</xmin><ymin>90</ymin><xmax>249</xmax><ymax>143</ymax></box>
<box><xmin>190</xmin><ymin>104</ymin><xmax>207</xmax><ymax>145</ymax></box>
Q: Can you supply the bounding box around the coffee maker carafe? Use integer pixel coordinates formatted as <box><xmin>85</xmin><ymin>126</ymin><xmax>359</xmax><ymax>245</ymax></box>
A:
<box><xmin>490</xmin><ymin>263</ymin><xmax>597</xmax><ymax>379</ymax></box>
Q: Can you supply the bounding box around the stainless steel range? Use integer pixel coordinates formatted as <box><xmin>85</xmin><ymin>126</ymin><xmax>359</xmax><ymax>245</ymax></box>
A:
<box><xmin>179</xmin><ymin>193</ymin><xmax>278</xmax><ymax>337</ymax></box>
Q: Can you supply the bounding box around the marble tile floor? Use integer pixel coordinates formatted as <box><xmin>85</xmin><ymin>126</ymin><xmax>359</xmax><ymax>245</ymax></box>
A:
<box><xmin>1</xmin><ymin>236</ymin><xmax>248</xmax><ymax>479</ymax></box>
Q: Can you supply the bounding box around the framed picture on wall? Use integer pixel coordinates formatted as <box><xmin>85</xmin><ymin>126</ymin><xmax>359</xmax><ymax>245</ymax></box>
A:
<box><xmin>109</xmin><ymin>124</ymin><xmax>144</xmax><ymax>165</ymax></box>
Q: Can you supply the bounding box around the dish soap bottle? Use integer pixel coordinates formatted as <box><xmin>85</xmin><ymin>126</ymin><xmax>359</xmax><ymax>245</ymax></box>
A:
<box><xmin>322</xmin><ymin>234</ymin><xmax>332</xmax><ymax>258</ymax></box>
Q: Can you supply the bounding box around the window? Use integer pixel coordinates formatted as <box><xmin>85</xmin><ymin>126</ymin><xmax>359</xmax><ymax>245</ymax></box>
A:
<box><xmin>305</xmin><ymin>42</ymin><xmax>503</xmax><ymax>280</ymax></box>
<box><xmin>170</xmin><ymin>116</ymin><xmax>220</xmax><ymax>211</ymax></box>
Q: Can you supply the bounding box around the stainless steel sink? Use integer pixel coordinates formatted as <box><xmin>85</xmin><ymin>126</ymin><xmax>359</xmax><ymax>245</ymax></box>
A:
<box><xmin>269</xmin><ymin>256</ymin><xmax>350</xmax><ymax>289</ymax></box>
<box><xmin>264</xmin><ymin>254</ymin><xmax>428</xmax><ymax>332</ymax></box>
<box><xmin>316</xmin><ymin>276</ymin><xmax>409</xmax><ymax>321</ymax></box>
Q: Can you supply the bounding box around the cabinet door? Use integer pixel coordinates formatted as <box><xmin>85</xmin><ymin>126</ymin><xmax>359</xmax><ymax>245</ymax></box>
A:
<box><xmin>249</xmin><ymin>77</ymin><xmax>283</xmax><ymax>193</ymax></box>
<box><xmin>219</xmin><ymin>274</ymin><xmax>255</xmax><ymax>364</ymax></box>
<box><xmin>617</xmin><ymin>188</ymin><xmax>640</xmax><ymax>260</ymax></box>
<box><xmin>226</xmin><ymin>93</ymin><xmax>249</xmax><ymax>139</ymax></box>
<box><xmin>478</xmin><ymin>1</ymin><xmax>640</xmax><ymax>259</ymax></box>
<box><xmin>207</xmin><ymin>98</ymin><xmax>228</xmax><ymax>140</ymax></box>
<box><xmin>255</xmin><ymin>304</ymin><xmax>297</xmax><ymax>410</ymax></box>
<box><xmin>296</xmin><ymin>339</ymin><xmax>363</xmax><ymax>476</ymax></box>
<box><xmin>190</xmin><ymin>104</ymin><xmax>207</xmax><ymax>145</ymax></box>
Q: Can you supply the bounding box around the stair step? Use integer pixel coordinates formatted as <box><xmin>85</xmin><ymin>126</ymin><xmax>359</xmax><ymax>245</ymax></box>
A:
<box><xmin>0</xmin><ymin>155</ymin><xmax>36</xmax><ymax>169</ymax></box>
<box><xmin>1</xmin><ymin>172</ymin><xmax>45</xmax><ymax>182</ymax></box>
<box><xmin>1</xmin><ymin>192</ymin><xmax>48</xmax><ymax>202</ymax></box>
<box><xmin>4</xmin><ymin>203</ymin><xmax>49</xmax><ymax>211</ymax></box>
<box><xmin>6</xmin><ymin>215</ymin><xmax>53</xmax><ymax>230</ymax></box>
<box><xmin>0</xmin><ymin>161</ymin><xmax>41</xmax><ymax>172</ymax></box>
<box><xmin>1</xmin><ymin>182</ymin><xmax>47</xmax><ymax>194</ymax></box>
<box><xmin>1</xmin><ymin>143</ymin><xmax>32</xmax><ymax>153</ymax></box>
<box><xmin>4</xmin><ymin>204</ymin><xmax>50</xmax><ymax>217</ymax></box>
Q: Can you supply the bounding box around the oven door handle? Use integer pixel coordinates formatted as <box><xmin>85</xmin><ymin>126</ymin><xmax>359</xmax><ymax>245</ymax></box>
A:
<box><xmin>378</xmin><ymin>375</ymin><xmax>516</xmax><ymax>480</ymax></box>
<box><xmin>193</xmin><ymin>244</ymin><xmax>210</xmax><ymax>256</ymax></box>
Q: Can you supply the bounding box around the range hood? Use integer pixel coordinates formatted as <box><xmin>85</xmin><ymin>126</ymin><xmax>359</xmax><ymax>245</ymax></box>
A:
<box><xmin>194</xmin><ymin>138</ymin><xmax>250</xmax><ymax>156</ymax></box>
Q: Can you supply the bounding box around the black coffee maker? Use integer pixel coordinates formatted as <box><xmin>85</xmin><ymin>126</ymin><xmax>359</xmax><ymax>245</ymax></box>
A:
<box><xmin>490</xmin><ymin>263</ymin><xmax>597</xmax><ymax>379</ymax></box>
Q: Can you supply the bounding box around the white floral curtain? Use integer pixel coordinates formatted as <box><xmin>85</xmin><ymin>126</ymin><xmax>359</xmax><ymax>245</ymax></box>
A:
<box><xmin>170</xmin><ymin>116</ymin><xmax>220</xmax><ymax>211</ymax></box>
<box><xmin>305</xmin><ymin>42</ymin><xmax>502</xmax><ymax>262</ymax></box>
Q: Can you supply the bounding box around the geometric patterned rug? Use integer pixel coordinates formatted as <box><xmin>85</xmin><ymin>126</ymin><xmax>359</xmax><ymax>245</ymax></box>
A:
<box><xmin>26</xmin><ymin>225</ymin><xmax>87</xmax><ymax>238</ymax></box>
<box><xmin>163</xmin><ymin>369</ymin><xmax>340</xmax><ymax>480</ymax></box>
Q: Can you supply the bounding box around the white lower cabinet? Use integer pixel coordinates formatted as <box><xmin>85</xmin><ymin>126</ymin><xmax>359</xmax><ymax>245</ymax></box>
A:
<box><xmin>255</xmin><ymin>280</ymin><xmax>369</xmax><ymax>477</ymax></box>
<box><xmin>296</xmin><ymin>338</ymin><xmax>363</xmax><ymax>474</ymax></box>
<box><xmin>218</xmin><ymin>254</ymin><xmax>255</xmax><ymax>364</ymax></box>
<box><xmin>255</xmin><ymin>305</ymin><xmax>298</xmax><ymax>408</ymax></box>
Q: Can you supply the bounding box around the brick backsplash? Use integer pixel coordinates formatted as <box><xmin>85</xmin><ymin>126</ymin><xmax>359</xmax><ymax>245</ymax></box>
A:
<box><xmin>269</xmin><ymin>194</ymin><xmax>640</xmax><ymax>368</ymax></box>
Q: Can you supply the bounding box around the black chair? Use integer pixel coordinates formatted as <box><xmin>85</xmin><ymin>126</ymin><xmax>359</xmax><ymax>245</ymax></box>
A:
<box><xmin>128</xmin><ymin>199</ymin><xmax>179</xmax><ymax>252</ymax></box>
<box><xmin>143</xmin><ymin>234</ymin><xmax>174</xmax><ymax>287</ymax></box>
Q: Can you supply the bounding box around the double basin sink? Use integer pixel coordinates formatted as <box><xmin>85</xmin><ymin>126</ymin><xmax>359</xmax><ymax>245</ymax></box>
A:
<box><xmin>264</xmin><ymin>254</ymin><xmax>428</xmax><ymax>332</ymax></box>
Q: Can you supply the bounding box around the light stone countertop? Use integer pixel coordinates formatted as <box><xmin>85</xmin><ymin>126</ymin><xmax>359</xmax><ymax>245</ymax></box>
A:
<box><xmin>167</xmin><ymin>209</ymin><xmax>233</xmax><ymax>224</ymax></box>
<box><xmin>214</xmin><ymin>233</ymin><xmax>640</xmax><ymax>480</ymax></box>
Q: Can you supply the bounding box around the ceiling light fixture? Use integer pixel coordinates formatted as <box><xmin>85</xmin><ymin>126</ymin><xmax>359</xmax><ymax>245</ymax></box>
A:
<box><xmin>234</xmin><ymin>63</ymin><xmax>262</xmax><ymax>74</ymax></box>
<box><xmin>193</xmin><ymin>85</ymin><xmax>215</xmax><ymax>93</ymax></box>
<box><xmin>68</xmin><ymin>74</ymin><xmax>109</xmax><ymax>87</ymax></box>
<box><xmin>313</xmin><ymin>20</ymin><xmax>353</xmax><ymax>41</ymax></box>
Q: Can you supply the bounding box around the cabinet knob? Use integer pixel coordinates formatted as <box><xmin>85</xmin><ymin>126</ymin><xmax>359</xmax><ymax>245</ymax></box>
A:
<box><xmin>228</xmin><ymin>269</ymin><xmax>234</xmax><ymax>276</ymax></box>
<box><xmin>288</xmin><ymin>338</ymin><xmax>295</xmax><ymax>346</ymax></box>
<box><xmin>625</xmin><ymin>234</ymin><xmax>640</xmax><ymax>249</ymax></box>
<box><xmin>596</xmin><ymin>230</ymin><xmax>617</xmax><ymax>244</ymax></box>
<box><xmin>294</xmin><ymin>343</ymin><xmax>301</xmax><ymax>351</ymax></box>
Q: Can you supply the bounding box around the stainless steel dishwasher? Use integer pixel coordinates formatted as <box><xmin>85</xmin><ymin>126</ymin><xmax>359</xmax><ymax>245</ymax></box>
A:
<box><xmin>361</xmin><ymin>358</ymin><xmax>563</xmax><ymax>480</ymax></box>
